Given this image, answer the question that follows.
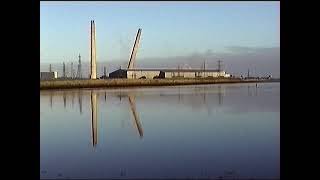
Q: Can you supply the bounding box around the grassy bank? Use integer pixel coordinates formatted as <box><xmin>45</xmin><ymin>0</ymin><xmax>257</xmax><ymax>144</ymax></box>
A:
<box><xmin>40</xmin><ymin>78</ymin><xmax>276</xmax><ymax>90</ymax></box>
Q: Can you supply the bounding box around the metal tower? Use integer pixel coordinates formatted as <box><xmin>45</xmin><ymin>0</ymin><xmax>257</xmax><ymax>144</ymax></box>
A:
<box><xmin>218</xmin><ymin>60</ymin><xmax>222</xmax><ymax>72</ymax></box>
<box><xmin>63</xmin><ymin>62</ymin><xmax>66</xmax><ymax>78</ymax></box>
<box><xmin>71</xmin><ymin>62</ymin><xmax>74</xmax><ymax>79</ymax></box>
<box><xmin>217</xmin><ymin>60</ymin><xmax>222</xmax><ymax>77</ymax></box>
<box><xmin>77</xmin><ymin>54</ymin><xmax>82</xmax><ymax>78</ymax></box>
<box><xmin>103</xmin><ymin>66</ymin><xmax>106</xmax><ymax>78</ymax></box>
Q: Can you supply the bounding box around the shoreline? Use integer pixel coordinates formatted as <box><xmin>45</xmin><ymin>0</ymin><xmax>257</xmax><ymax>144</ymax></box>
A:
<box><xmin>40</xmin><ymin>78</ymin><xmax>279</xmax><ymax>90</ymax></box>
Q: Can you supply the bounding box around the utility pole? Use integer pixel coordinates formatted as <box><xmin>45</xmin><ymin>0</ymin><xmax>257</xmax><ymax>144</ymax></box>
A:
<box><xmin>63</xmin><ymin>62</ymin><xmax>66</xmax><ymax>78</ymax></box>
<box><xmin>103</xmin><ymin>66</ymin><xmax>106</xmax><ymax>78</ymax></box>
<box><xmin>77</xmin><ymin>54</ymin><xmax>82</xmax><ymax>78</ymax></box>
<box><xmin>247</xmin><ymin>69</ymin><xmax>250</xmax><ymax>78</ymax></box>
<box><xmin>71</xmin><ymin>62</ymin><xmax>74</xmax><ymax>79</ymax></box>
<box><xmin>218</xmin><ymin>60</ymin><xmax>222</xmax><ymax>77</ymax></box>
<box><xmin>203</xmin><ymin>60</ymin><xmax>206</xmax><ymax>78</ymax></box>
<box><xmin>49</xmin><ymin>64</ymin><xmax>52</xmax><ymax>72</ymax></box>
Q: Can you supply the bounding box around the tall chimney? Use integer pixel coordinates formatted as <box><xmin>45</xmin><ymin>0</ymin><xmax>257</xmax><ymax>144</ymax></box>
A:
<box><xmin>127</xmin><ymin>28</ymin><xmax>142</xmax><ymax>69</ymax></box>
<box><xmin>90</xmin><ymin>20</ymin><xmax>97</xmax><ymax>79</ymax></box>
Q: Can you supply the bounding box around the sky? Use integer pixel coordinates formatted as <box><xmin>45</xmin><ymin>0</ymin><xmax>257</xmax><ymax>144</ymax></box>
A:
<box><xmin>40</xmin><ymin>1</ymin><xmax>280</xmax><ymax>77</ymax></box>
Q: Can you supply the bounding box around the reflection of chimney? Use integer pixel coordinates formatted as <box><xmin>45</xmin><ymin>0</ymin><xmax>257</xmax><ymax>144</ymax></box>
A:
<box><xmin>90</xmin><ymin>20</ymin><xmax>97</xmax><ymax>79</ymax></box>
<box><xmin>91</xmin><ymin>91</ymin><xmax>98</xmax><ymax>147</ymax></box>
<box><xmin>128</xmin><ymin>95</ymin><xmax>143</xmax><ymax>138</ymax></box>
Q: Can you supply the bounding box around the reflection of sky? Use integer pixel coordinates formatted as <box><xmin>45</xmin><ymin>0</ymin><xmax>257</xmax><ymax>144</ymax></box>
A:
<box><xmin>40</xmin><ymin>83</ymin><xmax>279</xmax><ymax>179</ymax></box>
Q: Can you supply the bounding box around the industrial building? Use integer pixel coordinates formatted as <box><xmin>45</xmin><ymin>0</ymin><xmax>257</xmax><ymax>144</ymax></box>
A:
<box><xmin>108</xmin><ymin>27</ymin><xmax>231</xmax><ymax>79</ymax></box>
<box><xmin>40</xmin><ymin>72</ymin><xmax>58</xmax><ymax>80</ymax></box>
<box><xmin>110</xmin><ymin>68</ymin><xmax>230</xmax><ymax>79</ymax></box>
<box><xmin>43</xmin><ymin>21</ymin><xmax>232</xmax><ymax>81</ymax></box>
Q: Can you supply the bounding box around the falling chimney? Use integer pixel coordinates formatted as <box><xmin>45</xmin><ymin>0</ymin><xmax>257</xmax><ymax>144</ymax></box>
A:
<box><xmin>127</xmin><ymin>28</ymin><xmax>142</xmax><ymax>69</ymax></box>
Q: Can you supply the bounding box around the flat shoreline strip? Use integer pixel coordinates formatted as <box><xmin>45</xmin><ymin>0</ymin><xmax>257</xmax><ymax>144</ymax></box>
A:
<box><xmin>40</xmin><ymin>78</ymin><xmax>278</xmax><ymax>90</ymax></box>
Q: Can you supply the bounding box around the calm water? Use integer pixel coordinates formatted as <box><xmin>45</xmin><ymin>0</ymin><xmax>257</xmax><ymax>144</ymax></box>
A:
<box><xmin>40</xmin><ymin>83</ymin><xmax>280</xmax><ymax>179</ymax></box>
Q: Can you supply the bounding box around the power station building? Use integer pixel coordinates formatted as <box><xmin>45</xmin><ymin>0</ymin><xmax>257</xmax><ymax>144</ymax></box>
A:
<box><xmin>84</xmin><ymin>21</ymin><xmax>231</xmax><ymax>80</ymax></box>
<box><xmin>108</xmin><ymin>28</ymin><xmax>231</xmax><ymax>79</ymax></box>
<box><xmin>40</xmin><ymin>72</ymin><xmax>58</xmax><ymax>80</ymax></box>
<box><xmin>110</xmin><ymin>68</ymin><xmax>230</xmax><ymax>79</ymax></box>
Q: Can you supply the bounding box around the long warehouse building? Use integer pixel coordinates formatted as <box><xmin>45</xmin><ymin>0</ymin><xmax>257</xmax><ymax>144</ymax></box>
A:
<box><xmin>109</xmin><ymin>68</ymin><xmax>231</xmax><ymax>79</ymax></box>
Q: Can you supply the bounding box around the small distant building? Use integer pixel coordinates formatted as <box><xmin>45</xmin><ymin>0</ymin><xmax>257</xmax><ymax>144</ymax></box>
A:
<box><xmin>40</xmin><ymin>72</ymin><xmax>58</xmax><ymax>80</ymax></box>
<box><xmin>109</xmin><ymin>68</ymin><xmax>231</xmax><ymax>79</ymax></box>
<box><xmin>109</xmin><ymin>69</ymin><xmax>128</xmax><ymax>78</ymax></box>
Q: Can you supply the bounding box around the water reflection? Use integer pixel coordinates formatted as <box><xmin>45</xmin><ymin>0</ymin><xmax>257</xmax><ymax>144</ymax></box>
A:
<box><xmin>247</xmin><ymin>85</ymin><xmax>258</xmax><ymax>97</ymax></box>
<box><xmin>50</xmin><ymin>91</ymin><xmax>53</xmax><ymax>109</ymax></box>
<box><xmin>42</xmin><ymin>84</ymin><xmax>268</xmax><ymax>121</ymax></box>
<box><xmin>63</xmin><ymin>92</ymin><xmax>66</xmax><ymax>108</ymax></box>
<box><xmin>89</xmin><ymin>91</ymin><xmax>143</xmax><ymax>148</ymax></box>
<box><xmin>40</xmin><ymin>83</ymin><xmax>279</xmax><ymax>179</ymax></box>
<box><xmin>42</xmin><ymin>84</ymin><xmax>267</xmax><ymax>148</ymax></box>
<box><xmin>91</xmin><ymin>91</ymin><xmax>98</xmax><ymax>147</ymax></box>
<box><xmin>72</xmin><ymin>92</ymin><xmax>74</xmax><ymax>108</ymax></box>
<box><xmin>178</xmin><ymin>87</ymin><xmax>181</xmax><ymax>102</ymax></box>
<box><xmin>128</xmin><ymin>94</ymin><xmax>143</xmax><ymax>138</ymax></box>
<box><xmin>78</xmin><ymin>90</ymin><xmax>82</xmax><ymax>114</ymax></box>
<box><xmin>50</xmin><ymin>85</ymin><xmax>228</xmax><ymax>116</ymax></box>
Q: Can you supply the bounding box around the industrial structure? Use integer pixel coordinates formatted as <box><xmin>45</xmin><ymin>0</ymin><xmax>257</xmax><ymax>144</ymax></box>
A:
<box><xmin>62</xmin><ymin>62</ymin><xmax>65</xmax><ymax>78</ymax></box>
<box><xmin>110</xmin><ymin>68</ymin><xmax>230</xmax><ymax>79</ymax></box>
<box><xmin>109</xmin><ymin>28</ymin><xmax>231</xmax><ymax>79</ymax></box>
<box><xmin>41</xmin><ymin>20</ymin><xmax>232</xmax><ymax>81</ymax></box>
<box><xmin>71</xmin><ymin>62</ymin><xmax>74</xmax><ymax>79</ymax></box>
<box><xmin>77</xmin><ymin>54</ymin><xmax>82</xmax><ymax>78</ymax></box>
<box><xmin>40</xmin><ymin>63</ymin><xmax>58</xmax><ymax>80</ymax></box>
<box><xmin>40</xmin><ymin>72</ymin><xmax>58</xmax><ymax>80</ymax></box>
<box><xmin>90</xmin><ymin>20</ymin><xmax>97</xmax><ymax>79</ymax></box>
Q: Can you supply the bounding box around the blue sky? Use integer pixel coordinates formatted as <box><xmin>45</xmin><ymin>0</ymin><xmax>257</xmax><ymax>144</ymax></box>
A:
<box><xmin>40</xmin><ymin>1</ymin><xmax>279</xmax><ymax>64</ymax></box>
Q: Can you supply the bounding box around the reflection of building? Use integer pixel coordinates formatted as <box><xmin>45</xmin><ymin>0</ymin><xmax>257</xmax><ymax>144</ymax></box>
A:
<box><xmin>91</xmin><ymin>91</ymin><xmax>98</xmax><ymax>147</ymax></box>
